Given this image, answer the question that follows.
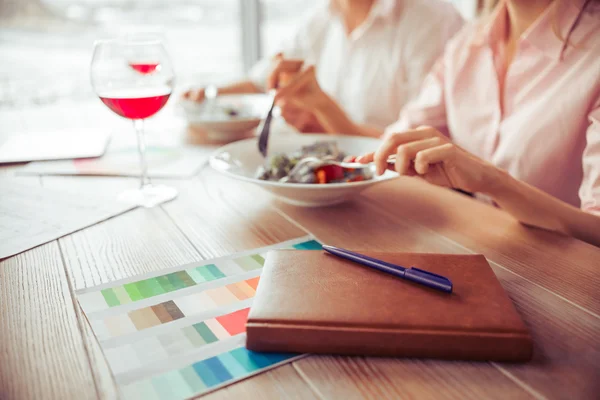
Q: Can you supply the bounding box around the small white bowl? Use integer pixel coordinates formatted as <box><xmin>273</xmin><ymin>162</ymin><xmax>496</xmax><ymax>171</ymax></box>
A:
<box><xmin>209</xmin><ymin>134</ymin><xmax>398</xmax><ymax>207</ymax></box>
<box><xmin>180</xmin><ymin>94</ymin><xmax>271</xmax><ymax>140</ymax></box>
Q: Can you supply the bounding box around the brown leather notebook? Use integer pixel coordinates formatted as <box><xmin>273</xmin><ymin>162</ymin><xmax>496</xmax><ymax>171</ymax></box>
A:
<box><xmin>246</xmin><ymin>250</ymin><xmax>533</xmax><ymax>361</ymax></box>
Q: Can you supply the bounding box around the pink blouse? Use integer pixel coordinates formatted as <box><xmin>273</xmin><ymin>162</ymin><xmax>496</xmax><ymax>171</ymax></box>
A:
<box><xmin>385</xmin><ymin>0</ymin><xmax>600</xmax><ymax>215</ymax></box>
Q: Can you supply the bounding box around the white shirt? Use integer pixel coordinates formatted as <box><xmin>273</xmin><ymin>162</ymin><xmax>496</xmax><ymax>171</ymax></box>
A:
<box><xmin>249</xmin><ymin>0</ymin><xmax>464</xmax><ymax>129</ymax></box>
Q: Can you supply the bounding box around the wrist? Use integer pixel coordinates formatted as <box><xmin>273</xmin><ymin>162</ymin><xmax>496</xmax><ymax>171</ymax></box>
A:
<box><xmin>312</xmin><ymin>93</ymin><xmax>362</xmax><ymax>135</ymax></box>
<box><xmin>310</xmin><ymin>93</ymin><xmax>340</xmax><ymax>133</ymax></box>
<box><xmin>480</xmin><ymin>163</ymin><xmax>512</xmax><ymax>198</ymax></box>
<box><xmin>310</xmin><ymin>90</ymin><xmax>335</xmax><ymax>115</ymax></box>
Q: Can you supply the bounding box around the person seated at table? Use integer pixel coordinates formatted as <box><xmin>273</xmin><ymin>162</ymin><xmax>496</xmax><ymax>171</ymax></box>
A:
<box><xmin>182</xmin><ymin>0</ymin><xmax>463</xmax><ymax>132</ymax></box>
<box><xmin>272</xmin><ymin>0</ymin><xmax>600</xmax><ymax>246</ymax></box>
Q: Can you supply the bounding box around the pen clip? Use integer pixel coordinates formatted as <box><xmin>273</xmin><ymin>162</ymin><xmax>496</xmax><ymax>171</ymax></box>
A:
<box><xmin>404</xmin><ymin>267</ymin><xmax>453</xmax><ymax>293</ymax></box>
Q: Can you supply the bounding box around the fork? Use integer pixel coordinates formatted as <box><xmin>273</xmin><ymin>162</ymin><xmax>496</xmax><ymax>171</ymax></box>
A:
<box><xmin>279</xmin><ymin>156</ymin><xmax>396</xmax><ymax>183</ymax></box>
<box><xmin>293</xmin><ymin>156</ymin><xmax>396</xmax><ymax>170</ymax></box>
<box><xmin>257</xmin><ymin>91</ymin><xmax>277</xmax><ymax>158</ymax></box>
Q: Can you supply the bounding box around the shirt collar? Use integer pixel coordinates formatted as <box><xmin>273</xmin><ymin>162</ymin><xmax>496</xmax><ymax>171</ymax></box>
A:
<box><xmin>472</xmin><ymin>0</ymin><xmax>593</xmax><ymax>61</ymax></box>
<box><xmin>329</xmin><ymin>0</ymin><xmax>397</xmax><ymax>41</ymax></box>
<box><xmin>329</xmin><ymin>0</ymin><xmax>397</xmax><ymax>21</ymax></box>
<box><xmin>470</xmin><ymin>2</ymin><xmax>506</xmax><ymax>48</ymax></box>
<box><xmin>523</xmin><ymin>0</ymin><xmax>588</xmax><ymax>61</ymax></box>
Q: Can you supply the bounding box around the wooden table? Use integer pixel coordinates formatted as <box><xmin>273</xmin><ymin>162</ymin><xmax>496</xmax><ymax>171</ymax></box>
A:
<box><xmin>1</xmin><ymin>102</ymin><xmax>599</xmax><ymax>400</ymax></box>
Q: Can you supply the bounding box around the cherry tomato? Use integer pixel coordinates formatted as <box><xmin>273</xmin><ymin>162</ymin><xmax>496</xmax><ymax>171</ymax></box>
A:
<box><xmin>315</xmin><ymin>165</ymin><xmax>344</xmax><ymax>182</ymax></box>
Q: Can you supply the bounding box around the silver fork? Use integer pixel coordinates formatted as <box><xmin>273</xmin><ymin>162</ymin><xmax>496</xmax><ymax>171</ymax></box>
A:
<box><xmin>279</xmin><ymin>156</ymin><xmax>396</xmax><ymax>183</ymax></box>
<box><xmin>257</xmin><ymin>90</ymin><xmax>276</xmax><ymax>158</ymax></box>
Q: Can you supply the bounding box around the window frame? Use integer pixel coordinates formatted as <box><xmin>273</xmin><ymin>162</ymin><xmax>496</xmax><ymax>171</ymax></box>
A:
<box><xmin>239</xmin><ymin>0</ymin><xmax>263</xmax><ymax>73</ymax></box>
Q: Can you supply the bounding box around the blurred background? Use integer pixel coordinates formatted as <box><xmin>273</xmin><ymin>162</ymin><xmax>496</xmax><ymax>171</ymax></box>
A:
<box><xmin>0</xmin><ymin>0</ymin><xmax>476</xmax><ymax>110</ymax></box>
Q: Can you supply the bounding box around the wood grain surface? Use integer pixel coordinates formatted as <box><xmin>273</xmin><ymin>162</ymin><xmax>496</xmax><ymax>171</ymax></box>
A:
<box><xmin>0</xmin><ymin>242</ymin><xmax>97</xmax><ymax>400</ymax></box>
<box><xmin>292</xmin><ymin>356</ymin><xmax>535</xmax><ymax>400</ymax></box>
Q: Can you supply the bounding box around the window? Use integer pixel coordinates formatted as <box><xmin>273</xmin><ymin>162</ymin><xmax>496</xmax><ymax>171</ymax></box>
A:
<box><xmin>260</xmin><ymin>0</ymin><xmax>321</xmax><ymax>58</ymax></box>
<box><xmin>1</xmin><ymin>0</ymin><xmax>243</xmax><ymax>108</ymax></box>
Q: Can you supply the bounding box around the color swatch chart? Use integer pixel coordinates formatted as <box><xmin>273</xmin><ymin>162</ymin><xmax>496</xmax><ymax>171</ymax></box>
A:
<box><xmin>76</xmin><ymin>236</ymin><xmax>322</xmax><ymax>399</ymax></box>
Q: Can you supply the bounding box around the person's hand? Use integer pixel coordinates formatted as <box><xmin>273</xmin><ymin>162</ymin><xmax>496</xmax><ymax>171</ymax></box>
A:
<box><xmin>269</xmin><ymin>59</ymin><xmax>375</xmax><ymax>137</ymax></box>
<box><xmin>272</xmin><ymin>65</ymin><xmax>329</xmax><ymax>115</ymax></box>
<box><xmin>357</xmin><ymin>126</ymin><xmax>499</xmax><ymax>194</ymax></box>
<box><xmin>279</xmin><ymin>101</ymin><xmax>325</xmax><ymax>133</ymax></box>
<box><xmin>181</xmin><ymin>88</ymin><xmax>205</xmax><ymax>102</ymax></box>
<box><xmin>266</xmin><ymin>56</ymin><xmax>304</xmax><ymax>90</ymax></box>
<box><xmin>269</xmin><ymin>59</ymin><xmax>333</xmax><ymax>133</ymax></box>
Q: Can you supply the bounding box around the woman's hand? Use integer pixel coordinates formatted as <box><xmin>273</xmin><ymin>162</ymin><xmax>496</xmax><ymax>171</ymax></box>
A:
<box><xmin>359</xmin><ymin>126</ymin><xmax>600</xmax><ymax>247</ymax></box>
<box><xmin>182</xmin><ymin>88</ymin><xmax>206</xmax><ymax>102</ymax></box>
<box><xmin>279</xmin><ymin>101</ymin><xmax>325</xmax><ymax>133</ymax></box>
<box><xmin>268</xmin><ymin>57</ymin><xmax>382</xmax><ymax>137</ymax></box>
<box><xmin>357</xmin><ymin>126</ymin><xmax>499</xmax><ymax>194</ymax></box>
<box><xmin>270</xmin><ymin>64</ymin><xmax>330</xmax><ymax>115</ymax></box>
<box><xmin>268</xmin><ymin>59</ymin><xmax>341</xmax><ymax>133</ymax></box>
<box><xmin>266</xmin><ymin>57</ymin><xmax>304</xmax><ymax>90</ymax></box>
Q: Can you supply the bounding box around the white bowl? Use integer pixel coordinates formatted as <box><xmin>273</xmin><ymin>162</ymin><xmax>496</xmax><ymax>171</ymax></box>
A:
<box><xmin>180</xmin><ymin>94</ymin><xmax>271</xmax><ymax>140</ymax></box>
<box><xmin>209</xmin><ymin>134</ymin><xmax>398</xmax><ymax>207</ymax></box>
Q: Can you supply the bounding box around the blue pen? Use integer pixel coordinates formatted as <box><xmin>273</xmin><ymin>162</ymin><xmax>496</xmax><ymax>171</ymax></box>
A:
<box><xmin>322</xmin><ymin>245</ymin><xmax>453</xmax><ymax>293</ymax></box>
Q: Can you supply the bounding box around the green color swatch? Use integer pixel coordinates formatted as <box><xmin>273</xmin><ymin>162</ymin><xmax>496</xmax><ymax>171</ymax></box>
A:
<box><xmin>101</xmin><ymin>289</ymin><xmax>120</xmax><ymax>307</ymax></box>
<box><xmin>155</xmin><ymin>275</ymin><xmax>176</xmax><ymax>293</ymax></box>
<box><xmin>234</xmin><ymin>256</ymin><xmax>262</xmax><ymax>271</ymax></box>
<box><xmin>205</xmin><ymin>264</ymin><xmax>225</xmax><ymax>279</ymax></box>
<box><xmin>250</xmin><ymin>254</ymin><xmax>265</xmax><ymax>266</ymax></box>
<box><xmin>136</xmin><ymin>278</ymin><xmax>166</xmax><ymax>298</ymax></box>
<box><xmin>193</xmin><ymin>322</ymin><xmax>218</xmax><ymax>344</ymax></box>
<box><xmin>123</xmin><ymin>283</ymin><xmax>143</xmax><ymax>301</ymax></box>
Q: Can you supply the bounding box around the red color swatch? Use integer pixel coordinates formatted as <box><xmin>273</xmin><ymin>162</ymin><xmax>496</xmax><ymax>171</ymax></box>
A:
<box><xmin>216</xmin><ymin>308</ymin><xmax>250</xmax><ymax>335</ymax></box>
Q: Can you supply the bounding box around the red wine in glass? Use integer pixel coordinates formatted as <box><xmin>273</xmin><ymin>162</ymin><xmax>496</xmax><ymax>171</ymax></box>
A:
<box><xmin>129</xmin><ymin>62</ymin><xmax>160</xmax><ymax>74</ymax></box>
<box><xmin>91</xmin><ymin>39</ymin><xmax>177</xmax><ymax>208</ymax></box>
<box><xmin>99</xmin><ymin>89</ymin><xmax>171</xmax><ymax>119</ymax></box>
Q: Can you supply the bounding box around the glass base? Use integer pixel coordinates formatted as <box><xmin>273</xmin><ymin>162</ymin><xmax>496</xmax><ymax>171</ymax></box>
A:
<box><xmin>118</xmin><ymin>184</ymin><xmax>178</xmax><ymax>208</ymax></box>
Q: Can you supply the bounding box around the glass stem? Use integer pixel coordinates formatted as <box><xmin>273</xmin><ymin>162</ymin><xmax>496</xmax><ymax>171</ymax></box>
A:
<box><xmin>134</xmin><ymin>119</ymin><xmax>150</xmax><ymax>188</ymax></box>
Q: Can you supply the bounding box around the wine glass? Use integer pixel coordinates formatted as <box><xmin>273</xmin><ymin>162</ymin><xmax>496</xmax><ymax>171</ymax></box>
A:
<box><xmin>91</xmin><ymin>38</ymin><xmax>177</xmax><ymax>208</ymax></box>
